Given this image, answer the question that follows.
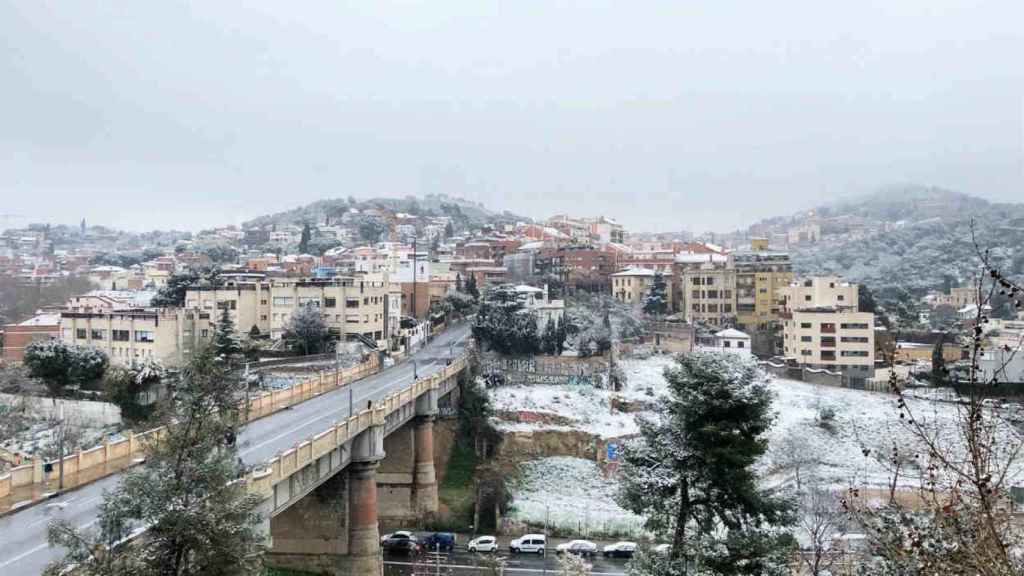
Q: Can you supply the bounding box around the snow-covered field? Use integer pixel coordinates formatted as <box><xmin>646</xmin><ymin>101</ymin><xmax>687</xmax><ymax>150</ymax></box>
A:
<box><xmin>489</xmin><ymin>355</ymin><xmax>675</xmax><ymax>439</ymax></box>
<box><xmin>491</xmin><ymin>354</ymin><xmax>1024</xmax><ymax>490</ymax></box>
<box><xmin>507</xmin><ymin>456</ymin><xmax>646</xmax><ymax>538</ymax></box>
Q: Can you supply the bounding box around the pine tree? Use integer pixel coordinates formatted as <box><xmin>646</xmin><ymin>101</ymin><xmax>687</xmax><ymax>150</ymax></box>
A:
<box><xmin>555</xmin><ymin>316</ymin><xmax>567</xmax><ymax>355</ymax></box>
<box><xmin>931</xmin><ymin>332</ymin><xmax>948</xmax><ymax>385</ymax></box>
<box><xmin>212</xmin><ymin>306</ymin><xmax>242</xmax><ymax>364</ymax></box>
<box><xmin>617</xmin><ymin>353</ymin><xmax>793</xmax><ymax>575</ymax></box>
<box><xmin>283</xmin><ymin>303</ymin><xmax>330</xmax><ymax>355</ymax></box>
<box><xmin>642</xmin><ymin>272</ymin><xmax>669</xmax><ymax>316</ymax></box>
<box><xmin>465</xmin><ymin>274</ymin><xmax>480</xmax><ymax>301</ymax></box>
<box><xmin>298</xmin><ymin>222</ymin><xmax>311</xmax><ymax>254</ymax></box>
<box><xmin>456</xmin><ymin>273</ymin><xmax>464</xmax><ymax>293</ymax></box>
<box><xmin>542</xmin><ymin>318</ymin><xmax>557</xmax><ymax>355</ymax></box>
<box><xmin>46</xmin><ymin>347</ymin><xmax>264</xmax><ymax>576</ymax></box>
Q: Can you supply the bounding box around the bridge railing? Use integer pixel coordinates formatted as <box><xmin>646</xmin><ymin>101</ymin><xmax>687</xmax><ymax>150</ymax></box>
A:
<box><xmin>244</xmin><ymin>354</ymin><xmax>470</xmax><ymax>498</ymax></box>
<box><xmin>0</xmin><ymin>354</ymin><xmax>381</xmax><ymax>503</ymax></box>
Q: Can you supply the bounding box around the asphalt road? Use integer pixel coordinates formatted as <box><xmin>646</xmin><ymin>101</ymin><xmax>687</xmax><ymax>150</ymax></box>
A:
<box><xmin>384</xmin><ymin>549</ymin><xmax>631</xmax><ymax>576</ymax></box>
<box><xmin>0</xmin><ymin>324</ymin><xmax>471</xmax><ymax>576</ymax></box>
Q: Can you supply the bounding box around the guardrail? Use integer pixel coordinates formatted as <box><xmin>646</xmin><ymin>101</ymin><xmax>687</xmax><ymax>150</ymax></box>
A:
<box><xmin>245</xmin><ymin>354</ymin><xmax>469</xmax><ymax>501</ymax></box>
<box><xmin>0</xmin><ymin>354</ymin><xmax>381</xmax><ymax>503</ymax></box>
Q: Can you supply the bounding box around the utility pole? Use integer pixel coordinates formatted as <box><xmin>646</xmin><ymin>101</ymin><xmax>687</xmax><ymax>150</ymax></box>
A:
<box><xmin>412</xmin><ymin>236</ymin><xmax>417</xmax><ymax>321</ymax></box>
<box><xmin>57</xmin><ymin>403</ymin><xmax>65</xmax><ymax>491</ymax></box>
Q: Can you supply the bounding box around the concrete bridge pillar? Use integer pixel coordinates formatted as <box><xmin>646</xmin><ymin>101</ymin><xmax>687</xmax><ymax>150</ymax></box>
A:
<box><xmin>413</xmin><ymin>415</ymin><xmax>438</xmax><ymax>516</ymax></box>
<box><xmin>348</xmin><ymin>424</ymin><xmax>385</xmax><ymax>576</ymax></box>
<box><xmin>347</xmin><ymin>460</ymin><xmax>382</xmax><ymax>575</ymax></box>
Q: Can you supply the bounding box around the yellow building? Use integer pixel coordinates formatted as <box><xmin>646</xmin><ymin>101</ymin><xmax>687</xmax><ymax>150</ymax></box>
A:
<box><xmin>674</xmin><ymin>254</ymin><xmax>735</xmax><ymax>328</ymax></box>
<box><xmin>611</xmin><ymin>268</ymin><xmax>673</xmax><ymax>309</ymax></box>
<box><xmin>733</xmin><ymin>240</ymin><xmax>793</xmax><ymax>332</ymax></box>
<box><xmin>60</xmin><ymin>309</ymin><xmax>213</xmax><ymax>367</ymax></box>
<box><xmin>185</xmin><ymin>276</ymin><xmax>391</xmax><ymax>347</ymax></box>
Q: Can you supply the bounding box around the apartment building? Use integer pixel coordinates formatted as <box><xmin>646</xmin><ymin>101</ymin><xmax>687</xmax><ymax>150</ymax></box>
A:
<box><xmin>780</xmin><ymin>276</ymin><xmax>875</xmax><ymax>382</ymax></box>
<box><xmin>733</xmin><ymin>239</ymin><xmax>793</xmax><ymax>331</ymax></box>
<box><xmin>1</xmin><ymin>313</ymin><xmax>60</xmax><ymax>362</ymax></box>
<box><xmin>674</xmin><ymin>253</ymin><xmax>734</xmax><ymax>327</ymax></box>
<box><xmin>60</xmin><ymin>308</ymin><xmax>214</xmax><ymax>367</ymax></box>
<box><xmin>184</xmin><ymin>276</ymin><xmax>390</xmax><ymax>347</ymax></box>
<box><xmin>611</xmin><ymin>268</ymin><xmax>672</xmax><ymax>308</ymax></box>
<box><xmin>780</xmin><ymin>277</ymin><xmax>857</xmax><ymax>311</ymax></box>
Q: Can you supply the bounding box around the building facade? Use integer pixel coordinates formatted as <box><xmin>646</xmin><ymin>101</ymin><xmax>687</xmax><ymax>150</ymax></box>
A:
<box><xmin>60</xmin><ymin>309</ymin><xmax>214</xmax><ymax>367</ymax></box>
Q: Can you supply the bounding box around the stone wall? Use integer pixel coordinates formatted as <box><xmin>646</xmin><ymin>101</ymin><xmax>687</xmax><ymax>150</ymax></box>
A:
<box><xmin>481</xmin><ymin>353</ymin><xmax>609</xmax><ymax>387</ymax></box>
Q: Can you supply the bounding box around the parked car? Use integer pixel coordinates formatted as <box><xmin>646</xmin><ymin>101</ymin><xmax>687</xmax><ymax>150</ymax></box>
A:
<box><xmin>468</xmin><ymin>535</ymin><xmax>498</xmax><ymax>553</ymax></box>
<box><xmin>422</xmin><ymin>532</ymin><xmax>456</xmax><ymax>553</ymax></box>
<box><xmin>381</xmin><ymin>531</ymin><xmax>420</xmax><ymax>556</ymax></box>
<box><xmin>380</xmin><ymin>530</ymin><xmax>415</xmax><ymax>544</ymax></box>
<box><xmin>602</xmin><ymin>541</ymin><xmax>637</xmax><ymax>558</ymax></box>
<box><xmin>556</xmin><ymin>540</ymin><xmax>598</xmax><ymax>557</ymax></box>
<box><xmin>510</xmin><ymin>534</ymin><xmax>546</xmax><ymax>555</ymax></box>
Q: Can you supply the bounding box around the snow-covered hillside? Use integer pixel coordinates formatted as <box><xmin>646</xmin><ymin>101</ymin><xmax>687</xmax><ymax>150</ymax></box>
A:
<box><xmin>490</xmin><ymin>354</ymin><xmax>1024</xmax><ymax>490</ymax></box>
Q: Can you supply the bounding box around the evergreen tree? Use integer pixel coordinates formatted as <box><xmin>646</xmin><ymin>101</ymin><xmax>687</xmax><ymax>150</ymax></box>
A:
<box><xmin>283</xmin><ymin>303</ymin><xmax>330</xmax><ymax>355</ymax></box>
<box><xmin>456</xmin><ymin>273</ymin><xmax>464</xmax><ymax>293</ymax></box>
<box><xmin>298</xmin><ymin>222</ymin><xmax>311</xmax><ymax>254</ymax></box>
<box><xmin>151</xmin><ymin>271</ymin><xmax>200</xmax><ymax>307</ymax></box>
<box><xmin>465</xmin><ymin>274</ymin><xmax>480</xmax><ymax>301</ymax></box>
<box><xmin>555</xmin><ymin>316</ymin><xmax>567</xmax><ymax>355</ymax></box>
<box><xmin>212</xmin><ymin>306</ymin><xmax>242</xmax><ymax>364</ymax></box>
<box><xmin>24</xmin><ymin>340</ymin><xmax>109</xmax><ymax>397</ymax></box>
<box><xmin>541</xmin><ymin>318</ymin><xmax>558</xmax><ymax>355</ymax></box>
<box><xmin>617</xmin><ymin>353</ymin><xmax>793</xmax><ymax>575</ymax></box>
<box><xmin>642</xmin><ymin>272</ymin><xmax>669</xmax><ymax>316</ymax></box>
<box><xmin>46</xmin><ymin>347</ymin><xmax>264</xmax><ymax>576</ymax></box>
<box><xmin>931</xmin><ymin>332</ymin><xmax>948</xmax><ymax>385</ymax></box>
<box><xmin>445</xmin><ymin>221</ymin><xmax>454</xmax><ymax>239</ymax></box>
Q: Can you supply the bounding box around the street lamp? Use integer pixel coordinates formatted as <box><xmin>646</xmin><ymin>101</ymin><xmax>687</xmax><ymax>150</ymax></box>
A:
<box><xmin>413</xmin><ymin>358</ymin><xmax>418</xmax><ymax>380</ymax></box>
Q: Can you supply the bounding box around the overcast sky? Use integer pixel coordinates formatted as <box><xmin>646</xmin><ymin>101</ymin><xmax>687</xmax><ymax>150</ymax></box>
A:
<box><xmin>2</xmin><ymin>1</ymin><xmax>1022</xmax><ymax>234</ymax></box>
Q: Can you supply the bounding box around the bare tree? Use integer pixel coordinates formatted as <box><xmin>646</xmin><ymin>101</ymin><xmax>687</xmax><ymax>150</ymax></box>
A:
<box><xmin>848</xmin><ymin>225</ymin><xmax>1024</xmax><ymax>575</ymax></box>
<box><xmin>797</xmin><ymin>488</ymin><xmax>850</xmax><ymax>576</ymax></box>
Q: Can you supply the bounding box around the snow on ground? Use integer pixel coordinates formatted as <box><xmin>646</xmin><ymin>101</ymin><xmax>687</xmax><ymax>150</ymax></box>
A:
<box><xmin>489</xmin><ymin>354</ymin><xmax>675</xmax><ymax>439</ymax></box>
<box><xmin>491</xmin><ymin>354</ymin><xmax>1024</xmax><ymax>490</ymax></box>
<box><xmin>507</xmin><ymin>456</ymin><xmax>645</xmax><ymax>537</ymax></box>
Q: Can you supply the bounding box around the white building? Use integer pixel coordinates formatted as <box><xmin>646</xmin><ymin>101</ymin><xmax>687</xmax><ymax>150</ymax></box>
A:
<box><xmin>699</xmin><ymin>328</ymin><xmax>752</xmax><ymax>356</ymax></box>
<box><xmin>512</xmin><ymin>284</ymin><xmax>565</xmax><ymax>332</ymax></box>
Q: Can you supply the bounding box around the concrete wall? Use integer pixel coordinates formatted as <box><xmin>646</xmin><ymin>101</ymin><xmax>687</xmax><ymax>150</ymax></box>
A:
<box><xmin>0</xmin><ymin>393</ymin><xmax>122</xmax><ymax>426</ymax></box>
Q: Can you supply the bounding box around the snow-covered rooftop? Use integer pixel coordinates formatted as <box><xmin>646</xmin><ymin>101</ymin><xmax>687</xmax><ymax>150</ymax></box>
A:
<box><xmin>611</xmin><ymin>267</ymin><xmax>656</xmax><ymax>277</ymax></box>
<box><xmin>714</xmin><ymin>328</ymin><xmax>750</xmax><ymax>339</ymax></box>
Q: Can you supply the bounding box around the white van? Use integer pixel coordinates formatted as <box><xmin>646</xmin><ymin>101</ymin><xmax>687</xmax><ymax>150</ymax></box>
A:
<box><xmin>510</xmin><ymin>534</ymin><xmax>546</xmax><ymax>555</ymax></box>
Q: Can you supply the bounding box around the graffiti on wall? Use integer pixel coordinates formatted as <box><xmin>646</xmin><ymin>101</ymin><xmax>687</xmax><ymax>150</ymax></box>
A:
<box><xmin>481</xmin><ymin>354</ymin><xmax>607</xmax><ymax>387</ymax></box>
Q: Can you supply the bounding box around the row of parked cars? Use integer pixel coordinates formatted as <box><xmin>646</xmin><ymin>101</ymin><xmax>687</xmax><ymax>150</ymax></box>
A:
<box><xmin>382</xmin><ymin>530</ymin><xmax>653</xmax><ymax>559</ymax></box>
<box><xmin>508</xmin><ymin>534</ymin><xmax>639</xmax><ymax>558</ymax></box>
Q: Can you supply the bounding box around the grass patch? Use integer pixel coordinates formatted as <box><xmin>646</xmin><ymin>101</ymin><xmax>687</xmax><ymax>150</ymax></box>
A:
<box><xmin>436</xmin><ymin>439</ymin><xmax>479</xmax><ymax>529</ymax></box>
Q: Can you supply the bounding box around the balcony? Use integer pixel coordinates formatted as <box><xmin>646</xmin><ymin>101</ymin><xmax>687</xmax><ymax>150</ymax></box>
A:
<box><xmin>820</xmin><ymin>323</ymin><xmax>836</xmax><ymax>334</ymax></box>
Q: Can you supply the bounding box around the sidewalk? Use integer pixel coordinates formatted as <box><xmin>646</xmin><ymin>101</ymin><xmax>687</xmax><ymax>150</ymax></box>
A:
<box><xmin>0</xmin><ymin>455</ymin><xmax>140</xmax><ymax>517</ymax></box>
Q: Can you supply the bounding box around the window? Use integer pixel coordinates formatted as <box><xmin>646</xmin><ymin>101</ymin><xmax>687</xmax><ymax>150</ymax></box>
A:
<box><xmin>704</xmin><ymin>277</ymin><xmax>715</xmax><ymax>286</ymax></box>
<box><xmin>820</xmin><ymin>323</ymin><xmax>836</xmax><ymax>334</ymax></box>
<box><xmin>91</xmin><ymin>329</ymin><xmax>105</xmax><ymax>340</ymax></box>
<box><xmin>821</xmin><ymin>350</ymin><xmax>836</xmax><ymax>361</ymax></box>
<box><xmin>272</xmin><ymin>296</ymin><xmax>293</xmax><ymax>306</ymax></box>
<box><xmin>692</xmin><ymin>290</ymin><xmax>700</xmax><ymax>299</ymax></box>
<box><xmin>135</xmin><ymin>330</ymin><xmax>155</xmax><ymax>343</ymax></box>
<box><xmin>346</xmin><ymin>299</ymin><xmax>360</xmax><ymax>309</ymax></box>
<box><xmin>260</xmin><ymin>314</ymin><xmax>268</xmax><ymax>321</ymax></box>
<box><xmin>691</xmin><ymin>304</ymin><xmax>700</xmax><ymax>312</ymax></box>
<box><xmin>800</xmin><ymin>322</ymin><xmax>812</xmax><ymax>329</ymax></box>
<box><xmin>298</xmin><ymin>297</ymin><xmax>320</xmax><ymax>307</ymax></box>
<box><xmin>837</xmin><ymin>295</ymin><xmax>845</xmax><ymax>301</ymax></box>
<box><xmin>363</xmin><ymin>297</ymin><xmax>369</xmax><ymax>305</ymax></box>
<box><xmin>801</xmin><ymin>349</ymin><xmax>813</xmax><ymax>356</ymax></box>
<box><xmin>260</xmin><ymin>299</ymin><xmax>268</xmax><ymax>305</ymax></box>
<box><xmin>76</xmin><ymin>328</ymin><xmax>87</xmax><ymax>340</ymax></box>
<box><xmin>707</xmin><ymin>290</ymin><xmax>718</xmax><ymax>299</ymax></box>
<box><xmin>804</xmin><ymin>295</ymin><xmax>812</xmax><ymax>301</ymax></box>
<box><xmin>840</xmin><ymin>323</ymin><xmax>869</xmax><ymax>330</ymax></box>
<box><xmin>821</xmin><ymin>336</ymin><xmax>836</xmax><ymax>348</ymax></box>
<box><xmin>800</xmin><ymin>336</ymin><xmax>812</xmax><ymax>342</ymax></box>
<box><xmin>346</xmin><ymin>315</ymin><xmax>360</xmax><ymax>324</ymax></box>
<box><xmin>217</xmin><ymin>300</ymin><xmax>237</xmax><ymax>310</ymax></box>
<box><xmin>737</xmin><ymin>341</ymin><xmax>745</xmax><ymax>348</ymax></box>
<box><xmin>112</xmin><ymin>329</ymin><xmax>131</xmax><ymax>342</ymax></box>
<box><xmin>840</xmin><ymin>336</ymin><xmax>869</xmax><ymax>343</ymax></box>
<box><xmin>691</xmin><ymin>277</ymin><xmax>701</xmax><ymax>286</ymax></box>
<box><xmin>324</xmin><ymin>297</ymin><xmax>337</xmax><ymax>308</ymax></box>
<box><xmin>841</xmin><ymin>350</ymin><xmax>869</xmax><ymax>357</ymax></box>
<box><xmin>723</xmin><ymin>304</ymin><xmax>732</xmax><ymax>313</ymax></box>
<box><xmin>201</xmin><ymin>329</ymin><xmax>210</xmax><ymax>338</ymax></box>
<box><xmin>723</xmin><ymin>340</ymin><xmax>731</xmax><ymax>348</ymax></box>
<box><xmin>724</xmin><ymin>290</ymin><xmax>732</xmax><ymax>299</ymax></box>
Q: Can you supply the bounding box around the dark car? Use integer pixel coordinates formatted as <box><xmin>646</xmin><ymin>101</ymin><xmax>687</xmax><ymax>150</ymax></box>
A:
<box><xmin>381</xmin><ymin>532</ymin><xmax>421</xmax><ymax>556</ymax></box>
<box><xmin>422</xmin><ymin>532</ymin><xmax>456</xmax><ymax>553</ymax></box>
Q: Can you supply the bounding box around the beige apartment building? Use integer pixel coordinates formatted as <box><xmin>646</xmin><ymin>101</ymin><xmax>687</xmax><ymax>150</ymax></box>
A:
<box><xmin>611</xmin><ymin>268</ymin><xmax>673</xmax><ymax>309</ymax></box>
<box><xmin>60</xmin><ymin>309</ymin><xmax>214</xmax><ymax>367</ymax></box>
<box><xmin>675</xmin><ymin>254</ymin><xmax>735</xmax><ymax>328</ymax></box>
<box><xmin>780</xmin><ymin>276</ymin><xmax>858</xmax><ymax>311</ymax></box>
<box><xmin>185</xmin><ymin>276</ymin><xmax>391</xmax><ymax>347</ymax></box>
<box><xmin>780</xmin><ymin>276</ymin><xmax>875</xmax><ymax>382</ymax></box>
<box><xmin>733</xmin><ymin>239</ymin><xmax>793</xmax><ymax>332</ymax></box>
